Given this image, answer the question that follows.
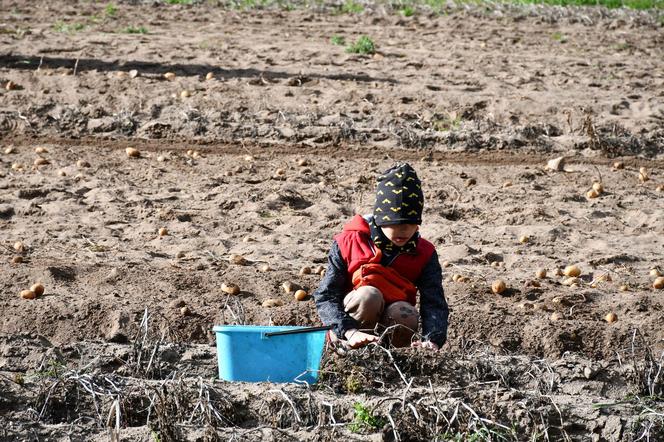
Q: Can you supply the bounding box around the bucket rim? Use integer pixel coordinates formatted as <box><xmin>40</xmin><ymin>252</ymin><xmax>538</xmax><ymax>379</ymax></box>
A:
<box><xmin>212</xmin><ymin>325</ymin><xmax>322</xmax><ymax>333</ymax></box>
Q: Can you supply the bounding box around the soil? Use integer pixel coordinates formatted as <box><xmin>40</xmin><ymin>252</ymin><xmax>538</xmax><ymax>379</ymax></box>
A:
<box><xmin>1</xmin><ymin>1</ymin><xmax>663</xmax><ymax>441</ymax></box>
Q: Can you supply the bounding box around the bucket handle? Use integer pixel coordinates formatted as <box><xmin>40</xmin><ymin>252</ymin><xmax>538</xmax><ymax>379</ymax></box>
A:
<box><xmin>263</xmin><ymin>325</ymin><xmax>332</xmax><ymax>338</ymax></box>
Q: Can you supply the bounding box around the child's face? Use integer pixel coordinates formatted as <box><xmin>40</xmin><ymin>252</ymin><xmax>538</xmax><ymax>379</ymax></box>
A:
<box><xmin>380</xmin><ymin>224</ymin><xmax>419</xmax><ymax>247</ymax></box>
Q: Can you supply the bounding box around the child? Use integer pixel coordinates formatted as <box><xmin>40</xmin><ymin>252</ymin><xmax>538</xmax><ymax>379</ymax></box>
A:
<box><xmin>313</xmin><ymin>163</ymin><xmax>449</xmax><ymax>350</ymax></box>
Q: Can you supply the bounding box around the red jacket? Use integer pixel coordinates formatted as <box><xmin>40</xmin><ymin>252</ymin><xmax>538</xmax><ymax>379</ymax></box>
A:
<box><xmin>334</xmin><ymin>215</ymin><xmax>435</xmax><ymax>305</ymax></box>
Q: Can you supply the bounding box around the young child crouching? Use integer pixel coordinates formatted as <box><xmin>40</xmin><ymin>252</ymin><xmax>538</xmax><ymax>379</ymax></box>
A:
<box><xmin>313</xmin><ymin>163</ymin><xmax>449</xmax><ymax>350</ymax></box>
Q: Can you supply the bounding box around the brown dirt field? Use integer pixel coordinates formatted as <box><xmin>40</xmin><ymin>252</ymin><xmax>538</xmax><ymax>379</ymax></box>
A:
<box><xmin>1</xmin><ymin>1</ymin><xmax>663</xmax><ymax>441</ymax></box>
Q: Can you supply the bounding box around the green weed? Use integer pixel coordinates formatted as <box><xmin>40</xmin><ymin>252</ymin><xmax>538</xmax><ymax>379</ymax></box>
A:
<box><xmin>344</xmin><ymin>372</ymin><xmax>362</xmax><ymax>393</ymax></box>
<box><xmin>105</xmin><ymin>3</ymin><xmax>118</xmax><ymax>17</ymax></box>
<box><xmin>54</xmin><ymin>21</ymin><xmax>86</xmax><ymax>33</ymax></box>
<box><xmin>36</xmin><ymin>359</ymin><xmax>66</xmax><ymax>379</ymax></box>
<box><xmin>165</xmin><ymin>0</ymin><xmax>194</xmax><ymax>4</ymax></box>
<box><xmin>330</xmin><ymin>35</ymin><xmax>346</xmax><ymax>45</ymax></box>
<box><xmin>341</xmin><ymin>0</ymin><xmax>365</xmax><ymax>13</ymax></box>
<box><xmin>551</xmin><ymin>31</ymin><xmax>568</xmax><ymax>42</ymax></box>
<box><xmin>122</xmin><ymin>25</ymin><xmax>149</xmax><ymax>34</ymax></box>
<box><xmin>348</xmin><ymin>402</ymin><xmax>385</xmax><ymax>433</ymax></box>
<box><xmin>401</xmin><ymin>5</ymin><xmax>416</xmax><ymax>15</ymax></box>
<box><xmin>345</xmin><ymin>35</ymin><xmax>375</xmax><ymax>54</ymax></box>
<box><xmin>433</xmin><ymin>113</ymin><xmax>462</xmax><ymax>131</ymax></box>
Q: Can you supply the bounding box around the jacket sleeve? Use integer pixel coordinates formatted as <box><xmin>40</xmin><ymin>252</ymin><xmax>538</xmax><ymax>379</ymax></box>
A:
<box><xmin>312</xmin><ymin>241</ymin><xmax>358</xmax><ymax>339</ymax></box>
<box><xmin>416</xmin><ymin>249</ymin><xmax>449</xmax><ymax>347</ymax></box>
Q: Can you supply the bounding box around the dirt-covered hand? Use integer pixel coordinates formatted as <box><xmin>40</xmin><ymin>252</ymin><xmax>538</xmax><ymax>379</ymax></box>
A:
<box><xmin>344</xmin><ymin>329</ymin><xmax>379</xmax><ymax>349</ymax></box>
<box><xmin>411</xmin><ymin>340</ymin><xmax>439</xmax><ymax>351</ymax></box>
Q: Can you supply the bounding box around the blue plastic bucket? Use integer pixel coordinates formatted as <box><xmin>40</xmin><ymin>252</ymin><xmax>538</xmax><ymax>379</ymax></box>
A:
<box><xmin>212</xmin><ymin>325</ymin><xmax>328</xmax><ymax>384</ymax></box>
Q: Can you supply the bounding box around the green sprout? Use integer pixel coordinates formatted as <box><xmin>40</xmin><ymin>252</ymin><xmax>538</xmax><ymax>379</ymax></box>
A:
<box><xmin>105</xmin><ymin>3</ymin><xmax>118</xmax><ymax>17</ymax></box>
<box><xmin>54</xmin><ymin>21</ymin><xmax>86</xmax><ymax>33</ymax></box>
<box><xmin>346</xmin><ymin>35</ymin><xmax>375</xmax><ymax>55</ymax></box>
<box><xmin>348</xmin><ymin>402</ymin><xmax>385</xmax><ymax>433</ymax></box>
<box><xmin>330</xmin><ymin>35</ymin><xmax>346</xmax><ymax>46</ymax></box>
<box><xmin>122</xmin><ymin>25</ymin><xmax>149</xmax><ymax>34</ymax></box>
<box><xmin>341</xmin><ymin>0</ymin><xmax>364</xmax><ymax>13</ymax></box>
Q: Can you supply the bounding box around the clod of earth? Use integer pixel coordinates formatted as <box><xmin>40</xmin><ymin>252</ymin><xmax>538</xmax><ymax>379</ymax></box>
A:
<box><xmin>620</xmin><ymin>284</ymin><xmax>629</xmax><ymax>291</ymax></box>
<box><xmin>205</xmin><ymin>72</ymin><xmax>214</xmax><ymax>80</ymax></box>
<box><xmin>4</xmin><ymin>146</ymin><xmax>15</xmax><ymax>154</ymax></box>
<box><xmin>125</xmin><ymin>147</ymin><xmax>140</xmax><ymax>158</ymax></box>
<box><xmin>465</xmin><ymin>178</ymin><xmax>476</xmax><ymax>187</ymax></box>
<box><xmin>282</xmin><ymin>281</ymin><xmax>294</xmax><ymax>294</ymax></box>
<box><xmin>57</xmin><ymin>170</ymin><xmax>66</xmax><ymax>176</ymax></box>
<box><xmin>519</xmin><ymin>235</ymin><xmax>529</xmax><ymax>244</ymax></box>
<box><xmin>442</xmin><ymin>261</ymin><xmax>450</xmax><ymax>268</ymax></box>
<box><xmin>180</xmin><ymin>306</ymin><xmax>191</xmax><ymax>316</ymax></box>
<box><xmin>653</xmin><ymin>277</ymin><xmax>664</xmax><ymax>290</ymax></box>
<box><xmin>221</xmin><ymin>282</ymin><xmax>240</xmax><ymax>296</ymax></box>
<box><xmin>656</xmin><ymin>184</ymin><xmax>663</xmax><ymax>192</ymax></box>
<box><xmin>564</xmin><ymin>265</ymin><xmax>581</xmax><ymax>277</ymax></box>
<box><xmin>562</xmin><ymin>277</ymin><xmax>579</xmax><ymax>286</ymax></box>
<box><xmin>299</xmin><ymin>266</ymin><xmax>311</xmax><ymax>275</ymax></box>
<box><xmin>5</xmin><ymin>80</ymin><xmax>18</xmax><ymax>91</ymax></box>
<box><xmin>129</xmin><ymin>69</ymin><xmax>138</xmax><ymax>78</ymax></box>
<box><xmin>34</xmin><ymin>157</ymin><xmax>49</xmax><ymax>166</ymax></box>
<box><xmin>297</xmin><ymin>158</ymin><xmax>309</xmax><ymax>166</ymax></box>
<box><xmin>650</xmin><ymin>269</ymin><xmax>662</xmax><ymax>277</ymax></box>
<box><xmin>11</xmin><ymin>256</ymin><xmax>23</xmax><ymax>264</ymax></box>
<box><xmin>536</xmin><ymin>268</ymin><xmax>547</xmax><ymax>279</ymax></box>
<box><xmin>229</xmin><ymin>254</ymin><xmax>246</xmax><ymax>265</ymax></box>
<box><xmin>180</xmin><ymin>90</ymin><xmax>191</xmax><ymax>98</ymax></box>
<box><xmin>30</xmin><ymin>283</ymin><xmax>44</xmax><ymax>297</ymax></box>
<box><xmin>20</xmin><ymin>289</ymin><xmax>36</xmax><ymax>300</ymax></box>
<box><xmin>592</xmin><ymin>182</ymin><xmax>604</xmax><ymax>193</ymax></box>
<box><xmin>164</xmin><ymin>72</ymin><xmax>176</xmax><ymax>81</ymax></box>
<box><xmin>550</xmin><ymin>312</ymin><xmax>564</xmax><ymax>321</ymax></box>
<box><xmin>11</xmin><ymin>162</ymin><xmax>24</xmax><ymax>171</ymax></box>
<box><xmin>76</xmin><ymin>159</ymin><xmax>90</xmax><ymax>168</ymax></box>
<box><xmin>605</xmin><ymin>312</ymin><xmax>618</xmax><ymax>323</ymax></box>
<box><xmin>491</xmin><ymin>279</ymin><xmax>507</xmax><ymax>294</ymax></box>
<box><xmin>294</xmin><ymin>289</ymin><xmax>308</xmax><ymax>301</ymax></box>
<box><xmin>502</xmin><ymin>180</ymin><xmax>513</xmax><ymax>188</ymax></box>
<box><xmin>262</xmin><ymin>298</ymin><xmax>283</xmax><ymax>308</ymax></box>
<box><xmin>260</xmin><ymin>263</ymin><xmax>271</xmax><ymax>272</ymax></box>
<box><xmin>158</xmin><ymin>227</ymin><xmax>168</xmax><ymax>237</ymax></box>
<box><xmin>546</xmin><ymin>156</ymin><xmax>566</xmax><ymax>171</ymax></box>
<box><xmin>639</xmin><ymin>167</ymin><xmax>649</xmax><ymax>183</ymax></box>
<box><xmin>613</xmin><ymin>161</ymin><xmax>624</xmax><ymax>170</ymax></box>
<box><xmin>14</xmin><ymin>241</ymin><xmax>24</xmax><ymax>252</ymax></box>
<box><xmin>586</xmin><ymin>189</ymin><xmax>600</xmax><ymax>199</ymax></box>
<box><xmin>35</xmin><ymin>147</ymin><xmax>48</xmax><ymax>154</ymax></box>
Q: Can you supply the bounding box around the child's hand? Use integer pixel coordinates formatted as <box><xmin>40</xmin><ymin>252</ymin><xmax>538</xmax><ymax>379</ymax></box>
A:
<box><xmin>411</xmin><ymin>340</ymin><xmax>440</xmax><ymax>351</ymax></box>
<box><xmin>344</xmin><ymin>329</ymin><xmax>379</xmax><ymax>349</ymax></box>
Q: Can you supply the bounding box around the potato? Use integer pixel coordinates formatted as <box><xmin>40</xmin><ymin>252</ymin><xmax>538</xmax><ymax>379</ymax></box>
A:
<box><xmin>442</xmin><ymin>261</ymin><xmax>450</xmax><ymax>268</ymax></box>
<box><xmin>35</xmin><ymin>147</ymin><xmax>48</xmax><ymax>154</ymax></box>
<box><xmin>205</xmin><ymin>72</ymin><xmax>214</xmax><ymax>81</ymax></box>
<box><xmin>30</xmin><ymin>283</ymin><xmax>44</xmax><ymax>297</ymax></box>
<box><xmin>242</xmin><ymin>236</ymin><xmax>252</xmax><ymax>243</ymax></box>
<box><xmin>221</xmin><ymin>282</ymin><xmax>240</xmax><ymax>296</ymax></box>
<box><xmin>58</xmin><ymin>170</ymin><xmax>67</xmax><ymax>177</ymax></box>
<box><xmin>612</xmin><ymin>161</ymin><xmax>624</xmax><ymax>170</ymax></box>
<box><xmin>620</xmin><ymin>284</ymin><xmax>629</xmax><ymax>292</ymax></box>
<box><xmin>126</xmin><ymin>147</ymin><xmax>140</xmax><ymax>158</ymax></box>
<box><xmin>502</xmin><ymin>180</ymin><xmax>513</xmax><ymax>188</ymax></box>
<box><xmin>282</xmin><ymin>281</ymin><xmax>294</xmax><ymax>294</ymax></box>
<box><xmin>164</xmin><ymin>72</ymin><xmax>176</xmax><ymax>81</ymax></box>
<box><xmin>4</xmin><ymin>146</ymin><xmax>15</xmax><ymax>154</ymax></box>
<box><xmin>564</xmin><ymin>265</ymin><xmax>581</xmax><ymax>277</ymax></box>
<box><xmin>229</xmin><ymin>254</ymin><xmax>246</xmax><ymax>265</ymax></box>
<box><xmin>649</xmin><ymin>268</ymin><xmax>662</xmax><ymax>277</ymax></box>
<box><xmin>129</xmin><ymin>69</ymin><xmax>138</xmax><ymax>78</ymax></box>
<box><xmin>536</xmin><ymin>268</ymin><xmax>547</xmax><ymax>279</ymax></box>
<box><xmin>312</xmin><ymin>265</ymin><xmax>324</xmax><ymax>274</ymax></box>
<box><xmin>294</xmin><ymin>289</ymin><xmax>308</xmax><ymax>301</ymax></box>
<box><xmin>562</xmin><ymin>277</ymin><xmax>579</xmax><ymax>286</ymax></box>
<box><xmin>13</xmin><ymin>241</ymin><xmax>24</xmax><ymax>252</ymax></box>
<box><xmin>158</xmin><ymin>227</ymin><xmax>168</xmax><ymax>237</ymax></box>
<box><xmin>452</xmin><ymin>274</ymin><xmax>462</xmax><ymax>282</ymax></box>
<box><xmin>519</xmin><ymin>235</ymin><xmax>529</xmax><ymax>244</ymax></box>
<box><xmin>654</xmin><ymin>277</ymin><xmax>664</xmax><ymax>290</ymax></box>
<box><xmin>180</xmin><ymin>90</ymin><xmax>191</xmax><ymax>98</ymax></box>
<box><xmin>11</xmin><ymin>162</ymin><xmax>24</xmax><ymax>171</ymax></box>
<box><xmin>260</xmin><ymin>263</ymin><xmax>272</xmax><ymax>272</ymax></box>
<box><xmin>76</xmin><ymin>159</ymin><xmax>90</xmax><ymax>168</ymax></box>
<box><xmin>319</xmin><ymin>268</ymin><xmax>326</xmax><ymax>276</ymax></box>
<box><xmin>34</xmin><ymin>157</ymin><xmax>49</xmax><ymax>166</ymax></box>
<box><xmin>20</xmin><ymin>289</ymin><xmax>36</xmax><ymax>300</ymax></box>
<box><xmin>180</xmin><ymin>306</ymin><xmax>191</xmax><ymax>316</ymax></box>
<box><xmin>491</xmin><ymin>279</ymin><xmax>507</xmax><ymax>294</ymax></box>
<box><xmin>592</xmin><ymin>182</ymin><xmax>603</xmax><ymax>193</ymax></box>
<box><xmin>550</xmin><ymin>312</ymin><xmax>564</xmax><ymax>321</ymax></box>
<box><xmin>262</xmin><ymin>298</ymin><xmax>284</xmax><ymax>308</ymax></box>
<box><xmin>275</xmin><ymin>168</ymin><xmax>286</xmax><ymax>176</ymax></box>
<box><xmin>299</xmin><ymin>266</ymin><xmax>312</xmax><ymax>275</ymax></box>
<box><xmin>586</xmin><ymin>189</ymin><xmax>599</xmax><ymax>199</ymax></box>
<box><xmin>656</xmin><ymin>184</ymin><xmax>664</xmax><ymax>192</ymax></box>
<box><xmin>490</xmin><ymin>261</ymin><xmax>500</xmax><ymax>267</ymax></box>
<box><xmin>297</xmin><ymin>158</ymin><xmax>309</xmax><ymax>167</ymax></box>
<box><xmin>605</xmin><ymin>312</ymin><xmax>618</xmax><ymax>324</ymax></box>
<box><xmin>11</xmin><ymin>255</ymin><xmax>23</xmax><ymax>264</ymax></box>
